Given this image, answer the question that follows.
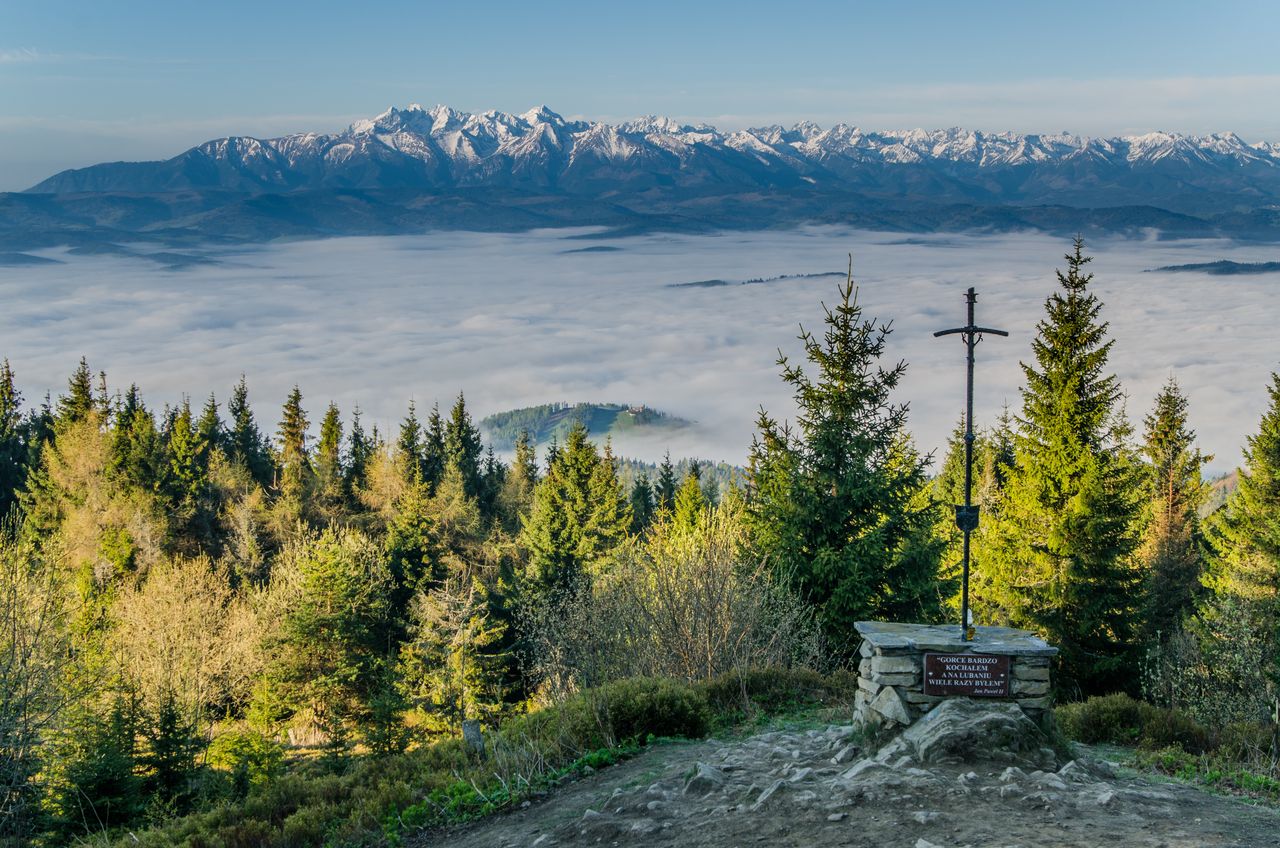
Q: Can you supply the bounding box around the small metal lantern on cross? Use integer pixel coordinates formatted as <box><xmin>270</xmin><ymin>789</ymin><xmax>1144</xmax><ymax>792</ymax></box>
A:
<box><xmin>934</xmin><ymin>287</ymin><xmax>1007</xmax><ymax>641</ymax></box>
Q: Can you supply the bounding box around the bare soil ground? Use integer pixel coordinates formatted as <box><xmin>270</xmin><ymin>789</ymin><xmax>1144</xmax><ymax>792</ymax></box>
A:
<box><xmin>412</xmin><ymin>718</ymin><xmax>1280</xmax><ymax>848</ymax></box>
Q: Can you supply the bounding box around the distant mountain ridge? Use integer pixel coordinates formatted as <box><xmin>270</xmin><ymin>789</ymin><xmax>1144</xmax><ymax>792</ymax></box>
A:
<box><xmin>29</xmin><ymin>104</ymin><xmax>1280</xmax><ymax>202</ymax></box>
<box><xmin>7</xmin><ymin>103</ymin><xmax>1280</xmax><ymax>246</ymax></box>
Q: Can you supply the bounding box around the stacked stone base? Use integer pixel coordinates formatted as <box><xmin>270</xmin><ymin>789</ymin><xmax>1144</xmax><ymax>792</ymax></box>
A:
<box><xmin>852</xmin><ymin>621</ymin><xmax>1057</xmax><ymax>731</ymax></box>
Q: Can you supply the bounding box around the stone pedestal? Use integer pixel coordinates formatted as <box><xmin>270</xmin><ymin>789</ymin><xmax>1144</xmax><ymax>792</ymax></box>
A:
<box><xmin>853</xmin><ymin>621</ymin><xmax>1057</xmax><ymax>731</ymax></box>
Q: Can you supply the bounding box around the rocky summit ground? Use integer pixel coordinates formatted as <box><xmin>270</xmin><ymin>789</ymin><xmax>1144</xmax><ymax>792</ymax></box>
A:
<box><xmin>418</xmin><ymin>705</ymin><xmax>1280</xmax><ymax>848</ymax></box>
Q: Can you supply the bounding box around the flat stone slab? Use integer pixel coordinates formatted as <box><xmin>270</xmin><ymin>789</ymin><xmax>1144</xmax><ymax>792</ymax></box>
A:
<box><xmin>855</xmin><ymin>621</ymin><xmax>1058</xmax><ymax>657</ymax></box>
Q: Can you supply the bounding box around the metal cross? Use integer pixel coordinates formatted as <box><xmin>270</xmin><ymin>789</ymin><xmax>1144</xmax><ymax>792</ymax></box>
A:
<box><xmin>934</xmin><ymin>287</ymin><xmax>1007</xmax><ymax>641</ymax></box>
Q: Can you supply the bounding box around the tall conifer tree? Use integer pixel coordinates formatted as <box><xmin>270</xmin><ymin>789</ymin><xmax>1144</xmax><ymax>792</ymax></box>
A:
<box><xmin>1203</xmin><ymin>372</ymin><xmax>1280</xmax><ymax>721</ymax></box>
<box><xmin>56</xmin><ymin>358</ymin><xmax>94</xmax><ymax>426</ymax></box>
<box><xmin>0</xmin><ymin>361</ymin><xmax>26</xmax><ymax>517</ymax></box>
<box><xmin>1139</xmin><ymin>378</ymin><xmax>1210</xmax><ymax>643</ymax></box>
<box><xmin>746</xmin><ymin>272</ymin><xmax>943</xmax><ymax>651</ymax></box>
<box><xmin>655</xmin><ymin>452</ymin><xmax>677</xmax><ymax>512</ymax></box>
<box><xmin>227</xmin><ymin>376</ymin><xmax>272</xmax><ymax>487</ymax></box>
<box><xmin>444</xmin><ymin>392</ymin><xmax>484</xmax><ymax>501</ymax></box>
<box><xmin>276</xmin><ymin>386</ymin><xmax>312</xmax><ymax>500</ymax></box>
<box><xmin>985</xmin><ymin>238</ymin><xmax>1143</xmax><ymax>695</ymax></box>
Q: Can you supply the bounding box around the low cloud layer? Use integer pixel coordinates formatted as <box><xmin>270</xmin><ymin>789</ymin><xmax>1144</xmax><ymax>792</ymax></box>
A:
<box><xmin>3</xmin><ymin>228</ymin><xmax>1277</xmax><ymax>475</ymax></box>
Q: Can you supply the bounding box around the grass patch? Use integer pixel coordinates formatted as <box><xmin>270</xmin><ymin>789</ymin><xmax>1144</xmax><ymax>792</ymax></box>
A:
<box><xmin>1058</xmin><ymin>693</ymin><xmax>1280</xmax><ymax>805</ymax></box>
<box><xmin>103</xmin><ymin>669</ymin><xmax>847</xmax><ymax>848</ymax></box>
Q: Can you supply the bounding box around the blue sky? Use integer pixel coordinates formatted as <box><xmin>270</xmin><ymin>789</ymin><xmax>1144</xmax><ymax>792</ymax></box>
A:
<box><xmin>2</xmin><ymin>0</ymin><xmax>1278</xmax><ymax>190</ymax></box>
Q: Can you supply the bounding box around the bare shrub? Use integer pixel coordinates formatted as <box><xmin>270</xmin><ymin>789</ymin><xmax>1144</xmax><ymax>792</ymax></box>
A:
<box><xmin>525</xmin><ymin>498</ymin><xmax>820</xmax><ymax>699</ymax></box>
<box><xmin>0</xmin><ymin>538</ymin><xmax>79</xmax><ymax>840</ymax></box>
<box><xmin>110</xmin><ymin>556</ymin><xmax>263</xmax><ymax>725</ymax></box>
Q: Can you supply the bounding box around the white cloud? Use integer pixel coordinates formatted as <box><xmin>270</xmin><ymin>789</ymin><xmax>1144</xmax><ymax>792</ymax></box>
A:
<box><xmin>1</xmin><ymin>229</ymin><xmax>1275</xmax><ymax>475</ymax></box>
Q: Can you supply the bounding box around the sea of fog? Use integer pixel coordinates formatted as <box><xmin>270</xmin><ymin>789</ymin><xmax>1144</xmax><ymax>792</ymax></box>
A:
<box><xmin>3</xmin><ymin>227</ymin><xmax>1278</xmax><ymax>474</ymax></box>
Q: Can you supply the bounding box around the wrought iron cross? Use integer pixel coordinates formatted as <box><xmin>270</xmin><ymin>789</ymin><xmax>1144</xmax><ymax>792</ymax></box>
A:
<box><xmin>934</xmin><ymin>288</ymin><xmax>1007</xmax><ymax>641</ymax></box>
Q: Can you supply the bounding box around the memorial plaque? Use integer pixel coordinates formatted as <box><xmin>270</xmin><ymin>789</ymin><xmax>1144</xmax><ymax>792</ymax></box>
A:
<box><xmin>923</xmin><ymin>652</ymin><xmax>1010</xmax><ymax>697</ymax></box>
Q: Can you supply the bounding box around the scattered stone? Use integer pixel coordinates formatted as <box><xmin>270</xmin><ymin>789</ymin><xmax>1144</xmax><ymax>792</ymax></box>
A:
<box><xmin>827</xmin><ymin>811</ymin><xmax>846</xmax><ymax>821</ymax></box>
<box><xmin>832</xmin><ymin>744</ymin><xmax>859</xmax><ymax>764</ymax></box>
<box><xmin>684</xmin><ymin>762</ymin><xmax>728</xmax><ymax>796</ymax></box>
<box><xmin>915</xmin><ymin>839</ymin><xmax>945</xmax><ymax>848</ymax></box>
<box><xmin>790</xmin><ymin>767</ymin><xmax>814</xmax><ymax>783</ymax></box>
<box><xmin>911</xmin><ymin>810</ymin><xmax>941</xmax><ymax>824</ymax></box>
<box><xmin>751</xmin><ymin>778</ymin><xmax>786</xmax><ymax>810</ymax></box>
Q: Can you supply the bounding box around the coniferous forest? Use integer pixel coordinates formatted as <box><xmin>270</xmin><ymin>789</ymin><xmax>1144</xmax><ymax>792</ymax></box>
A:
<box><xmin>2</xmin><ymin>239</ymin><xmax>1280</xmax><ymax>846</ymax></box>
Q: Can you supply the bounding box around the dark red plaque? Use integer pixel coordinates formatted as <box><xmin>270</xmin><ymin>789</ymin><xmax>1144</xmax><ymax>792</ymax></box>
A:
<box><xmin>923</xmin><ymin>653</ymin><xmax>1010</xmax><ymax>697</ymax></box>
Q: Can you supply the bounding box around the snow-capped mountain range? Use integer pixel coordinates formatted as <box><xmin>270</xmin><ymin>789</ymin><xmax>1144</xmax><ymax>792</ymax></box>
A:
<box><xmin>7</xmin><ymin>104</ymin><xmax>1280</xmax><ymax>246</ymax></box>
<box><xmin>28</xmin><ymin>103</ymin><xmax>1280</xmax><ymax>197</ymax></box>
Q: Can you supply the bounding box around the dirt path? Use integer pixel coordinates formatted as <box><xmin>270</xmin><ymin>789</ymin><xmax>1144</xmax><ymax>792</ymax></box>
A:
<box><xmin>414</xmin><ymin>720</ymin><xmax>1280</xmax><ymax>848</ymax></box>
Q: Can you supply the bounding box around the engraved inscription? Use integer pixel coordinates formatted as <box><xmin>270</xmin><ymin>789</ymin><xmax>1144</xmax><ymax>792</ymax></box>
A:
<box><xmin>923</xmin><ymin>653</ymin><xmax>1010</xmax><ymax>697</ymax></box>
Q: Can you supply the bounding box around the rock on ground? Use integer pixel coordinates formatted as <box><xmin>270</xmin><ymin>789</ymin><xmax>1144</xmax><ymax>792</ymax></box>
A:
<box><xmin>417</xmin><ymin>711</ymin><xmax>1280</xmax><ymax>848</ymax></box>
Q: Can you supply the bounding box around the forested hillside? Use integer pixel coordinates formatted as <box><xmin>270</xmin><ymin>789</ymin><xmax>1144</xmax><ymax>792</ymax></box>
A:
<box><xmin>479</xmin><ymin>402</ymin><xmax>690</xmax><ymax>450</ymax></box>
<box><xmin>3</xmin><ymin>240</ymin><xmax>1279</xmax><ymax>846</ymax></box>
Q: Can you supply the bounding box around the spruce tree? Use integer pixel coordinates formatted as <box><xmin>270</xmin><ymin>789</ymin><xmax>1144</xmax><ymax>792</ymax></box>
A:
<box><xmin>746</xmin><ymin>272</ymin><xmax>943</xmax><ymax>652</ymax></box>
<box><xmin>111</xmin><ymin>388</ymin><xmax>164</xmax><ymax>493</ymax></box>
<box><xmin>497</xmin><ymin>430</ymin><xmax>538</xmax><ymax>533</ymax></box>
<box><xmin>346</xmin><ymin>405</ymin><xmax>373</xmax><ymax>493</ymax></box>
<box><xmin>56</xmin><ymin>358</ymin><xmax>94</xmax><ymax>426</ymax></box>
<box><xmin>629</xmin><ymin>472</ymin><xmax>655</xmax><ymax>534</ymax></box>
<box><xmin>397</xmin><ymin>401</ymin><xmax>424</xmax><ymax>484</ymax></box>
<box><xmin>276</xmin><ymin>386</ymin><xmax>312</xmax><ymax>500</ymax></box>
<box><xmin>1203</xmin><ymin>372</ymin><xmax>1280</xmax><ymax>720</ymax></box>
<box><xmin>227</xmin><ymin>376</ymin><xmax>272</xmax><ymax>487</ymax></box>
<box><xmin>195</xmin><ymin>393</ymin><xmax>223</xmax><ymax>460</ymax></box>
<box><xmin>673</xmin><ymin>465</ymin><xmax>708</xmax><ymax>530</ymax></box>
<box><xmin>165</xmin><ymin>399</ymin><xmax>211</xmax><ymax>545</ymax></box>
<box><xmin>1139</xmin><ymin>378</ymin><xmax>1210</xmax><ymax>643</ymax></box>
<box><xmin>444</xmin><ymin>392</ymin><xmax>484</xmax><ymax>501</ymax></box>
<box><xmin>0</xmin><ymin>361</ymin><xmax>26</xmax><ymax>517</ymax></box>
<box><xmin>520</xmin><ymin>423</ymin><xmax>630</xmax><ymax>604</ymax></box>
<box><xmin>985</xmin><ymin>238</ymin><xmax>1143</xmax><ymax>695</ymax></box>
<box><xmin>315</xmin><ymin>402</ymin><xmax>346</xmax><ymax>511</ymax></box>
<box><xmin>423</xmin><ymin>403</ymin><xmax>446</xmax><ymax>491</ymax></box>
<box><xmin>655</xmin><ymin>452</ymin><xmax>678</xmax><ymax>512</ymax></box>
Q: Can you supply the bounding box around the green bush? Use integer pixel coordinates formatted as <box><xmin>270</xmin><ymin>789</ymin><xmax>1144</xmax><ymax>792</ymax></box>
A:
<box><xmin>700</xmin><ymin>667</ymin><xmax>848</xmax><ymax>717</ymax></box>
<box><xmin>1135</xmin><ymin>745</ymin><xmax>1197</xmax><ymax>778</ymax></box>
<box><xmin>1055</xmin><ymin>693</ymin><xmax>1211</xmax><ymax>753</ymax></box>
<box><xmin>590</xmin><ymin>677</ymin><xmax>710</xmax><ymax>743</ymax></box>
<box><xmin>207</xmin><ymin>730</ymin><xmax>285</xmax><ymax>797</ymax></box>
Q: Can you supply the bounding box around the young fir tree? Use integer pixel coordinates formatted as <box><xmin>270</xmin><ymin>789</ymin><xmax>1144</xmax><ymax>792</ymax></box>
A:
<box><xmin>497</xmin><ymin>430</ymin><xmax>538</xmax><ymax>534</ymax></box>
<box><xmin>655</xmin><ymin>451</ymin><xmax>678</xmax><ymax>512</ymax></box>
<box><xmin>1139</xmin><ymin>378</ymin><xmax>1210</xmax><ymax>644</ymax></box>
<box><xmin>673</xmin><ymin>464</ymin><xmax>708</xmax><ymax>531</ymax></box>
<box><xmin>195</xmin><ymin>394</ymin><xmax>223</xmax><ymax>459</ymax></box>
<box><xmin>165</xmin><ymin>399</ymin><xmax>213</xmax><ymax>547</ymax></box>
<box><xmin>110</xmin><ymin>387</ymin><xmax>165</xmax><ymax>494</ymax></box>
<box><xmin>346</xmin><ymin>405</ymin><xmax>374</xmax><ymax>493</ymax></box>
<box><xmin>985</xmin><ymin>239</ymin><xmax>1144</xmax><ymax>695</ymax></box>
<box><xmin>275</xmin><ymin>386</ymin><xmax>312</xmax><ymax>501</ymax></box>
<box><xmin>746</xmin><ymin>271</ymin><xmax>944</xmax><ymax>652</ymax></box>
<box><xmin>520</xmin><ymin>422</ymin><xmax>630</xmax><ymax>605</ymax></box>
<box><xmin>0</xmin><ymin>361</ymin><xmax>27</xmax><ymax>518</ymax></box>
<box><xmin>1202</xmin><ymin>372</ymin><xmax>1280</xmax><ymax>722</ymax></box>
<box><xmin>397</xmin><ymin>570</ymin><xmax>506</xmax><ymax>734</ymax></box>
<box><xmin>315</xmin><ymin>402</ymin><xmax>346</xmax><ymax>513</ymax></box>
<box><xmin>629</xmin><ymin>472</ymin><xmax>655</xmax><ymax>534</ymax></box>
<box><xmin>56</xmin><ymin>358</ymin><xmax>95</xmax><ymax>427</ymax></box>
<box><xmin>397</xmin><ymin>401</ymin><xmax>425</xmax><ymax>484</ymax></box>
<box><xmin>444</xmin><ymin>392</ymin><xmax>484</xmax><ymax>502</ymax></box>
<box><xmin>422</xmin><ymin>403</ymin><xmax>447</xmax><ymax>492</ymax></box>
<box><xmin>270</xmin><ymin>529</ymin><xmax>395</xmax><ymax>752</ymax></box>
<box><xmin>227</xmin><ymin>376</ymin><xmax>273</xmax><ymax>487</ymax></box>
